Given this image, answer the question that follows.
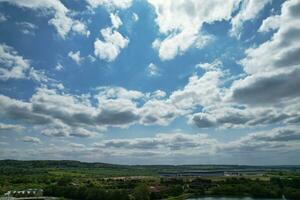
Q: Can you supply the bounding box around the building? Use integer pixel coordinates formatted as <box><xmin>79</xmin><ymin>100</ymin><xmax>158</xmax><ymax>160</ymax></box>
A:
<box><xmin>159</xmin><ymin>170</ymin><xmax>224</xmax><ymax>177</ymax></box>
<box><xmin>4</xmin><ymin>189</ymin><xmax>43</xmax><ymax>198</ymax></box>
<box><xmin>159</xmin><ymin>169</ymin><xmax>265</xmax><ymax>177</ymax></box>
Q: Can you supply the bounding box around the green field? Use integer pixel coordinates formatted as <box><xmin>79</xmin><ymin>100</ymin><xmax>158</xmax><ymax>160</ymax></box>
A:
<box><xmin>0</xmin><ymin>160</ymin><xmax>300</xmax><ymax>200</ymax></box>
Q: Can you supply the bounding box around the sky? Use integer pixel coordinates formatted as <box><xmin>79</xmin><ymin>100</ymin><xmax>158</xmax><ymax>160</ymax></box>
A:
<box><xmin>0</xmin><ymin>0</ymin><xmax>300</xmax><ymax>165</ymax></box>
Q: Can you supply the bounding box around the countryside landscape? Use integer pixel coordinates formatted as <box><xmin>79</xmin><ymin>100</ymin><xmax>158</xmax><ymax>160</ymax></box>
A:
<box><xmin>0</xmin><ymin>160</ymin><xmax>300</xmax><ymax>200</ymax></box>
<box><xmin>1</xmin><ymin>0</ymin><xmax>300</xmax><ymax>199</ymax></box>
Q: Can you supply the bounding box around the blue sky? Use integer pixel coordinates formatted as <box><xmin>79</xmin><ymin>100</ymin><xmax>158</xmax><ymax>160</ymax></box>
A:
<box><xmin>0</xmin><ymin>0</ymin><xmax>300</xmax><ymax>165</ymax></box>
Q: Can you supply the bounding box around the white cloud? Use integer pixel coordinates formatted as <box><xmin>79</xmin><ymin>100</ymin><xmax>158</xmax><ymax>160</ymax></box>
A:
<box><xmin>170</xmin><ymin>69</ymin><xmax>224</xmax><ymax>110</ymax></box>
<box><xmin>0</xmin><ymin>44</ymin><xmax>30</xmax><ymax>80</ymax></box>
<box><xmin>132</xmin><ymin>13</ymin><xmax>139</xmax><ymax>22</ymax></box>
<box><xmin>0</xmin><ymin>0</ymin><xmax>89</xmax><ymax>39</ymax></box>
<box><xmin>87</xmin><ymin>0</ymin><xmax>133</xmax><ymax>10</ymax></box>
<box><xmin>151</xmin><ymin>90</ymin><xmax>166</xmax><ymax>99</ymax></box>
<box><xmin>258</xmin><ymin>15</ymin><xmax>281</xmax><ymax>32</ymax></box>
<box><xmin>68</xmin><ymin>51</ymin><xmax>82</xmax><ymax>65</ymax></box>
<box><xmin>148</xmin><ymin>0</ymin><xmax>239</xmax><ymax>60</ymax></box>
<box><xmin>42</xmin><ymin>126</ymin><xmax>97</xmax><ymax>138</ymax></box>
<box><xmin>95</xmin><ymin>132</ymin><xmax>217</xmax><ymax>153</ymax></box>
<box><xmin>147</xmin><ymin>63</ymin><xmax>160</xmax><ymax>76</ymax></box>
<box><xmin>227</xmin><ymin>0</ymin><xmax>300</xmax><ymax>109</ymax></box>
<box><xmin>140</xmin><ymin>102</ymin><xmax>179</xmax><ymax>126</ymax></box>
<box><xmin>22</xmin><ymin>136</ymin><xmax>41</xmax><ymax>144</ymax></box>
<box><xmin>0</xmin><ymin>86</ymin><xmax>179</xmax><ymax>137</ymax></box>
<box><xmin>110</xmin><ymin>13</ymin><xmax>122</xmax><ymax>29</ymax></box>
<box><xmin>56</xmin><ymin>83</ymin><xmax>64</xmax><ymax>90</ymax></box>
<box><xmin>183</xmin><ymin>0</ymin><xmax>300</xmax><ymax>131</ymax></box>
<box><xmin>87</xmin><ymin>55</ymin><xmax>96</xmax><ymax>62</ymax></box>
<box><xmin>17</xmin><ymin>21</ymin><xmax>38</xmax><ymax>36</ymax></box>
<box><xmin>70</xmin><ymin>143</ymin><xmax>86</xmax><ymax>148</ymax></box>
<box><xmin>0</xmin><ymin>123</ymin><xmax>24</xmax><ymax>133</ymax></box>
<box><xmin>153</xmin><ymin>31</ymin><xmax>213</xmax><ymax>61</ymax></box>
<box><xmin>72</xmin><ymin>20</ymin><xmax>90</xmax><ymax>37</ymax></box>
<box><xmin>96</xmin><ymin>86</ymin><xmax>144</xmax><ymax>100</ymax></box>
<box><xmin>230</xmin><ymin>0</ymin><xmax>272</xmax><ymax>38</ymax></box>
<box><xmin>92</xmin><ymin>9</ymin><xmax>130</xmax><ymax>62</ymax></box>
<box><xmin>94</xmin><ymin>28</ymin><xmax>129</xmax><ymax>62</ymax></box>
<box><xmin>240</xmin><ymin>0</ymin><xmax>300</xmax><ymax>75</ymax></box>
<box><xmin>196</xmin><ymin>59</ymin><xmax>222</xmax><ymax>71</ymax></box>
<box><xmin>1</xmin><ymin>124</ymin><xmax>300</xmax><ymax>164</ymax></box>
<box><xmin>29</xmin><ymin>68</ymin><xmax>51</xmax><ymax>83</ymax></box>
<box><xmin>222</xmin><ymin>126</ymin><xmax>300</xmax><ymax>152</ymax></box>
<box><xmin>55</xmin><ymin>63</ymin><xmax>64</xmax><ymax>71</ymax></box>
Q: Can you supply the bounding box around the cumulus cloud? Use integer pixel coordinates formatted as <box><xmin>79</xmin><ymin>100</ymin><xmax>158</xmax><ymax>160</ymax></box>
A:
<box><xmin>94</xmin><ymin>13</ymin><xmax>129</xmax><ymax>62</ymax></box>
<box><xmin>110</xmin><ymin>13</ymin><xmax>122</xmax><ymax>29</ymax></box>
<box><xmin>94</xmin><ymin>28</ymin><xmax>129</xmax><ymax>62</ymax></box>
<box><xmin>258</xmin><ymin>15</ymin><xmax>281</xmax><ymax>32</ymax></box>
<box><xmin>22</xmin><ymin>136</ymin><xmax>41</xmax><ymax>144</ymax></box>
<box><xmin>0</xmin><ymin>0</ymin><xmax>89</xmax><ymax>38</ymax></box>
<box><xmin>241</xmin><ymin>0</ymin><xmax>300</xmax><ymax>74</ymax></box>
<box><xmin>148</xmin><ymin>0</ymin><xmax>239</xmax><ymax>60</ymax></box>
<box><xmin>230</xmin><ymin>0</ymin><xmax>272</xmax><ymax>38</ymax></box>
<box><xmin>228</xmin><ymin>0</ymin><xmax>300</xmax><ymax>107</ymax></box>
<box><xmin>140</xmin><ymin>99</ymin><xmax>179</xmax><ymax>126</ymax></box>
<box><xmin>71</xmin><ymin>20</ymin><xmax>90</xmax><ymax>37</ymax></box>
<box><xmin>190</xmin><ymin>104</ymin><xmax>299</xmax><ymax>129</ymax></box>
<box><xmin>170</xmin><ymin>69</ymin><xmax>224</xmax><ymax>110</ymax></box>
<box><xmin>187</xmin><ymin>0</ymin><xmax>300</xmax><ymax>129</ymax></box>
<box><xmin>0</xmin><ymin>44</ymin><xmax>30</xmax><ymax>80</ymax></box>
<box><xmin>68</xmin><ymin>51</ymin><xmax>83</xmax><ymax>65</ymax></box>
<box><xmin>152</xmin><ymin>31</ymin><xmax>213</xmax><ymax>61</ymax></box>
<box><xmin>0</xmin><ymin>43</ymin><xmax>64</xmax><ymax>84</ymax></box>
<box><xmin>150</xmin><ymin>90</ymin><xmax>166</xmax><ymax>99</ymax></box>
<box><xmin>230</xmin><ymin>68</ymin><xmax>300</xmax><ymax>105</ymax></box>
<box><xmin>0</xmin><ymin>86</ymin><xmax>181</xmax><ymax>137</ymax></box>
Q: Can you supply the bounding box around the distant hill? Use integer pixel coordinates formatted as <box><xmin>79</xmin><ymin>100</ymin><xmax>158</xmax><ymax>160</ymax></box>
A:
<box><xmin>0</xmin><ymin>159</ymin><xmax>124</xmax><ymax>169</ymax></box>
<box><xmin>1</xmin><ymin>159</ymin><xmax>300</xmax><ymax>171</ymax></box>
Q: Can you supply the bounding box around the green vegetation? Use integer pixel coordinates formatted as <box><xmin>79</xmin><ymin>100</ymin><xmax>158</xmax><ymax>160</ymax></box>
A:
<box><xmin>0</xmin><ymin>160</ymin><xmax>300</xmax><ymax>200</ymax></box>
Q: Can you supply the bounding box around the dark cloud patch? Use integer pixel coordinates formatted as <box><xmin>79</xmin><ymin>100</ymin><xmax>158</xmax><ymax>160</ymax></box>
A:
<box><xmin>231</xmin><ymin>68</ymin><xmax>300</xmax><ymax>105</ymax></box>
<box><xmin>277</xmin><ymin>28</ymin><xmax>300</xmax><ymax>49</ymax></box>
<box><xmin>289</xmin><ymin>1</ymin><xmax>300</xmax><ymax>17</ymax></box>
<box><xmin>191</xmin><ymin>107</ymin><xmax>298</xmax><ymax>129</ymax></box>
<box><xmin>191</xmin><ymin>114</ymin><xmax>216</xmax><ymax>128</ymax></box>
<box><xmin>96</xmin><ymin>109</ymin><xmax>140</xmax><ymax>125</ymax></box>
<box><xmin>252</xmin><ymin>128</ymin><xmax>300</xmax><ymax>142</ymax></box>
<box><xmin>274</xmin><ymin>47</ymin><xmax>300</xmax><ymax>68</ymax></box>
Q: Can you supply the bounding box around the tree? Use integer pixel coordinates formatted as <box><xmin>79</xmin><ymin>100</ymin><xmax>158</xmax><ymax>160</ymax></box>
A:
<box><xmin>133</xmin><ymin>184</ymin><xmax>150</xmax><ymax>200</ymax></box>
